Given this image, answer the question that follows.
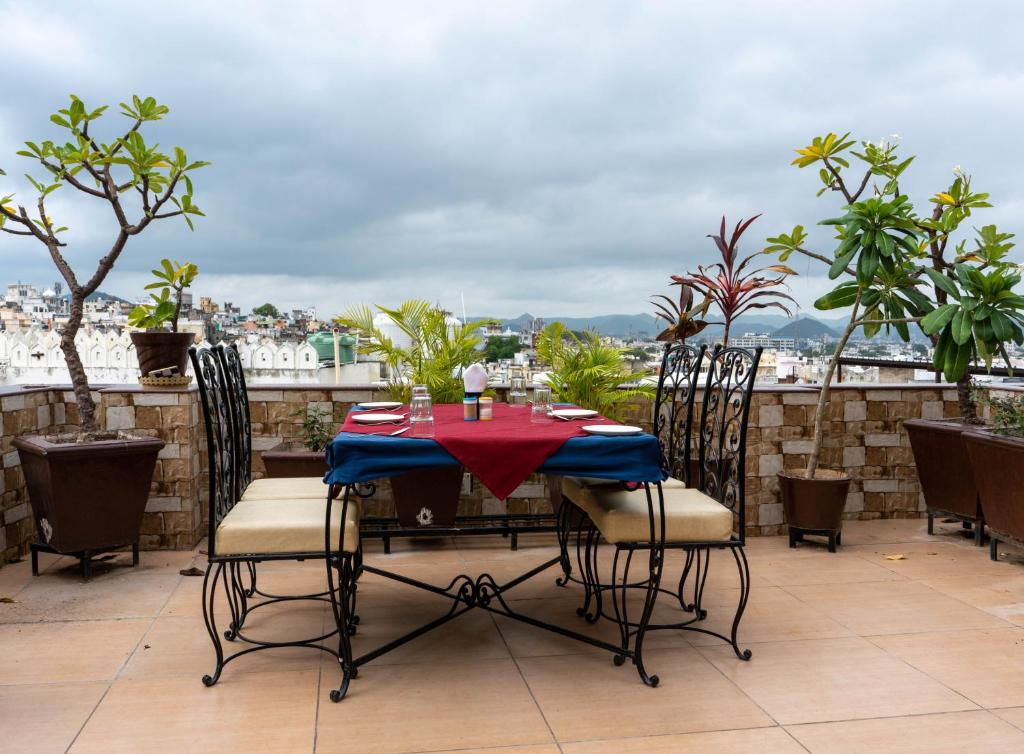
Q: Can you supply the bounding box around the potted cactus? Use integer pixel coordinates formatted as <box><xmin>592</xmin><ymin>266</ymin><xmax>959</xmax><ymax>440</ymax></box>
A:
<box><xmin>128</xmin><ymin>258</ymin><xmax>198</xmax><ymax>385</ymax></box>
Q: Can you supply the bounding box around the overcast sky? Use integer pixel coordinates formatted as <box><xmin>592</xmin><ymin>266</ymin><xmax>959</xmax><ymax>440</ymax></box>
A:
<box><xmin>2</xmin><ymin>0</ymin><xmax>1023</xmax><ymax>320</ymax></box>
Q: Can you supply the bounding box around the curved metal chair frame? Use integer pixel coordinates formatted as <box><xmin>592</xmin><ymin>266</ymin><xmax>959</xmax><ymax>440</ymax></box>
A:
<box><xmin>558</xmin><ymin>345</ymin><xmax>762</xmax><ymax>686</ymax></box>
<box><xmin>192</xmin><ymin>346</ymin><xmax>359</xmax><ymax>691</ymax></box>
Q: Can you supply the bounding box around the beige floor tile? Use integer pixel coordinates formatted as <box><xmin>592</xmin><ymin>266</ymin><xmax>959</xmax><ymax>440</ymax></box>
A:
<box><xmin>700</xmin><ymin>636</ymin><xmax>977</xmax><ymax>725</ymax></box>
<box><xmin>517</xmin><ymin>647</ymin><xmax>772</xmax><ymax>742</ymax></box>
<box><xmin>562</xmin><ymin>726</ymin><xmax>805</xmax><ymax>753</ymax></box>
<box><xmin>0</xmin><ymin>619</ymin><xmax>149</xmax><ymax>684</ymax></box>
<box><xmin>124</xmin><ymin>604</ymin><xmax>328</xmax><ymax>679</ymax></box>
<box><xmin>847</xmin><ymin>541</ymin><xmax>1020</xmax><ymax>581</ymax></box>
<box><xmin>315</xmin><ymin>659</ymin><xmax>553</xmax><ymax>754</ymax></box>
<box><xmin>348</xmin><ymin>603</ymin><xmax>511</xmax><ymax>666</ymax></box>
<box><xmin>787</xmin><ymin>709</ymin><xmax>1024</xmax><ymax>753</ymax></box>
<box><xmin>919</xmin><ymin>574</ymin><xmax>1024</xmax><ymax>625</ymax></box>
<box><xmin>870</xmin><ymin>627</ymin><xmax>1024</xmax><ymax>708</ymax></box>
<box><xmin>71</xmin><ymin>669</ymin><xmax>318</xmax><ymax>753</ymax></box>
<box><xmin>991</xmin><ymin>705</ymin><xmax>1024</xmax><ymax>731</ymax></box>
<box><xmin>0</xmin><ymin>569</ymin><xmax>180</xmax><ymax>623</ymax></box>
<box><xmin>784</xmin><ymin>579</ymin><xmax>1007</xmax><ymax>636</ymax></box>
<box><xmin>361</xmin><ymin>536</ymin><xmax>468</xmax><ymax>567</ymax></box>
<box><xmin>752</xmin><ymin>550</ymin><xmax>905</xmax><ymax>586</ymax></box>
<box><xmin>0</xmin><ymin>681</ymin><xmax>108</xmax><ymax>754</ymax></box>
<box><xmin>448</xmin><ymin>747</ymin><xmax>562</xmax><ymax>754</ymax></box>
<box><xmin>674</xmin><ymin>586</ymin><xmax>853</xmax><ymax>647</ymax></box>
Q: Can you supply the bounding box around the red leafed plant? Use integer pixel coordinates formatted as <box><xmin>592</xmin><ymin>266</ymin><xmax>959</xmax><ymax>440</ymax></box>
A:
<box><xmin>672</xmin><ymin>215</ymin><xmax>796</xmax><ymax>346</ymax></box>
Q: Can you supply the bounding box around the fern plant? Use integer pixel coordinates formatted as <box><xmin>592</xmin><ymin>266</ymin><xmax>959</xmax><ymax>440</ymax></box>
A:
<box><xmin>336</xmin><ymin>299</ymin><xmax>489</xmax><ymax>403</ymax></box>
<box><xmin>535</xmin><ymin>322</ymin><xmax>655</xmax><ymax>422</ymax></box>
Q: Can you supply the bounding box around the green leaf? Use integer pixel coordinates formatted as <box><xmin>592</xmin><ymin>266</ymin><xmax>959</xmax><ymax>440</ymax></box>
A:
<box><xmin>952</xmin><ymin>310</ymin><xmax>973</xmax><ymax>345</ymax></box>
<box><xmin>924</xmin><ymin>267</ymin><xmax>961</xmax><ymax>300</ymax></box>
<box><xmin>920</xmin><ymin>304</ymin><xmax>957</xmax><ymax>335</ymax></box>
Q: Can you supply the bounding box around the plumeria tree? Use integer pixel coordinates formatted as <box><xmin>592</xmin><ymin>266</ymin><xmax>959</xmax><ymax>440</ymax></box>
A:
<box><xmin>0</xmin><ymin>95</ymin><xmax>208</xmax><ymax>433</ymax></box>
<box><xmin>673</xmin><ymin>215</ymin><xmax>795</xmax><ymax>346</ymax></box>
<box><xmin>768</xmin><ymin>133</ymin><xmax>1024</xmax><ymax>476</ymax></box>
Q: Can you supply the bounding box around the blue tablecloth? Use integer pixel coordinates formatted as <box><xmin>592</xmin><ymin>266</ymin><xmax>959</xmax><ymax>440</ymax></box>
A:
<box><xmin>324</xmin><ymin>431</ymin><xmax>666</xmax><ymax>486</ymax></box>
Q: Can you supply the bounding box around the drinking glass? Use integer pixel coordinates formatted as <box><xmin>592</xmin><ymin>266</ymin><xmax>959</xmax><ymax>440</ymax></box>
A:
<box><xmin>411</xmin><ymin>384</ymin><xmax>429</xmax><ymax>401</ymax></box>
<box><xmin>410</xmin><ymin>394</ymin><xmax>434</xmax><ymax>437</ymax></box>
<box><xmin>509</xmin><ymin>375</ymin><xmax>527</xmax><ymax>407</ymax></box>
<box><xmin>531</xmin><ymin>386</ymin><xmax>552</xmax><ymax>423</ymax></box>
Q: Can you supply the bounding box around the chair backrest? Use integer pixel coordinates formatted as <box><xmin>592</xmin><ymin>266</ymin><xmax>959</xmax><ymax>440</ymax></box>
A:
<box><xmin>651</xmin><ymin>342</ymin><xmax>706</xmax><ymax>485</ymax></box>
<box><xmin>190</xmin><ymin>345</ymin><xmax>238</xmax><ymax>554</ymax></box>
<box><xmin>215</xmin><ymin>343</ymin><xmax>253</xmax><ymax>501</ymax></box>
<box><xmin>696</xmin><ymin>346</ymin><xmax>762</xmax><ymax>542</ymax></box>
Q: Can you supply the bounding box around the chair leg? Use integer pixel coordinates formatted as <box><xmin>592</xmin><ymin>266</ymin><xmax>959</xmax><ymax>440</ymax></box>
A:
<box><xmin>727</xmin><ymin>546</ymin><xmax>753</xmax><ymax>661</ymax></box>
<box><xmin>554</xmin><ymin>499</ymin><xmax>575</xmax><ymax>587</ymax></box>
<box><xmin>201</xmin><ymin>562</ymin><xmax>227</xmax><ymax>687</ymax></box>
<box><xmin>609</xmin><ymin>547</ymin><xmax>632</xmax><ymax>667</ymax></box>
<box><xmin>631</xmin><ymin>544</ymin><xmax>665</xmax><ymax>688</ymax></box>
<box><xmin>327</xmin><ymin>553</ymin><xmax>356</xmax><ymax>702</ymax></box>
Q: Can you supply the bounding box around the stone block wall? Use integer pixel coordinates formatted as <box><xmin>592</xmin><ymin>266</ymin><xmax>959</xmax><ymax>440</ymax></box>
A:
<box><xmin>1</xmin><ymin>380</ymin><xmax>1015</xmax><ymax>565</ymax></box>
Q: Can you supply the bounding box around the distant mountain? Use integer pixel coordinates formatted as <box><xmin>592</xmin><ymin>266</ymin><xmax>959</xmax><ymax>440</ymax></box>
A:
<box><xmin>61</xmin><ymin>290</ymin><xmax>133</xmax><ymax>305</ymax></box>
<box><xmin>772</xmin><ymin>317</ymin><xmax>839</xmax><ymax>339</ymax></box>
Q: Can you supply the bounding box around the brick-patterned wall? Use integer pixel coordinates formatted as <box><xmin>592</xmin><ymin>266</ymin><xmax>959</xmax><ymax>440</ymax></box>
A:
<box><xmin>2</xmin><ymin>381</ymin><xmax>1018</xmax><ymax>565</ymax></box>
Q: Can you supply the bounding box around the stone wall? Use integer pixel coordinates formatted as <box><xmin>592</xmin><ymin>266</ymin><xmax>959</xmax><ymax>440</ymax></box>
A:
<box><xmin>2</xmin><ymin>381</ymin><xmax>1018</xmax><ymax>565</ymax></box>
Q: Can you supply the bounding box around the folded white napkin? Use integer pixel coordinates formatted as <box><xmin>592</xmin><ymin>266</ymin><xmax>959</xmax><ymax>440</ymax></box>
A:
<box><xmin>463</xmin><ymin>363</ymin><xmax>488</xmax><ymax>394</ymax></box>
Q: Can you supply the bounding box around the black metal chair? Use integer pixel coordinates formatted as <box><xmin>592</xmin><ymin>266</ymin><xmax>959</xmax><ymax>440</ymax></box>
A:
<box><xmin>563</xmin><ymin>345</ymin><xmax>762</xmax><ymax>686</ymax></box>
<box><xmin>556</xmin><ymin>342</ymin><xmax>706</xmax><ymax>620</ymax></box>
<box><xmin>191</xmin><ymin>346</ymin><xmax>360</xmax><ymax>690</ymax></box>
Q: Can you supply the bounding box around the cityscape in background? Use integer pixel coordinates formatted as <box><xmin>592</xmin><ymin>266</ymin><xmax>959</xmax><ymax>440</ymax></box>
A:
<box><xmin>2</xmin><ymin>279</ymin><xmax>1022</xmax><ymax>388</ymax></box>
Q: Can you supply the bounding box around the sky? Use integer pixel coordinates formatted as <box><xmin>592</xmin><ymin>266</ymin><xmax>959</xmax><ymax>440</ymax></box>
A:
<box><xmin>2</xmin><ymin>0</ymin><xmax>1023</xmax><ymax>321</ymax></box>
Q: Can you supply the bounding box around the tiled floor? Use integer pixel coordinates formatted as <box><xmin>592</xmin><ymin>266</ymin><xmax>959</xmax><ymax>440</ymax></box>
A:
<box><xmin>3</xmin><ymin>519</ymin><xmax>1024</xmax><ymax>753</ymax></box>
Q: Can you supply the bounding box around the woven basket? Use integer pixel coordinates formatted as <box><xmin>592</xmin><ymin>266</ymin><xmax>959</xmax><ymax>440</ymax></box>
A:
<box><xmin>139</xmin><ymin>374</ymin><xmax>193</xmax><ymax>388</ymax></box>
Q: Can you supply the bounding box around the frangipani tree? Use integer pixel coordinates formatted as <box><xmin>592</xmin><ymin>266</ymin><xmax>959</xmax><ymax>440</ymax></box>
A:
<box><xmin>0</xmin><ymin>95</ymin><xmax>208</xmax><ymax>433</ymax></box>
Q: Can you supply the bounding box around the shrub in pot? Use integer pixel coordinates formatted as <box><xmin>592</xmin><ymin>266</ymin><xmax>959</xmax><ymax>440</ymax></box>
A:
<box><xmin>128</xmin><ymin>258</ymin><xmax>198</xmax><ymax>385</ymax></box>
<box><xmin>336</xmin><ymin>300</ymin><xmax>490</xmax><ymax>527</ymax></box>
<box><xmin>1</xmin><ymin>95</ymin><xmax>208</xmax><ymax>576</ymax></box>
<box><xmin>263</xmin><ymin>404</ymin><xmax>334</xmax><ymax>478</ymax></box>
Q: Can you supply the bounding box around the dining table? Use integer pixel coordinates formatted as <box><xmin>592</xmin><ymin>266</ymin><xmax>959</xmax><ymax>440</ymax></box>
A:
<box><xmin>322</xmin><ymin>401</ymin><xmax>668</xmax><ymax>695</ymax></box>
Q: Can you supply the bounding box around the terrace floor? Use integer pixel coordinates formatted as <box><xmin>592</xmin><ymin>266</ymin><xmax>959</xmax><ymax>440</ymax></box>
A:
<box><xmin>3</xmin><ymin>519</ymin><xmax>1024</xmax><ymax>753</ymax></box>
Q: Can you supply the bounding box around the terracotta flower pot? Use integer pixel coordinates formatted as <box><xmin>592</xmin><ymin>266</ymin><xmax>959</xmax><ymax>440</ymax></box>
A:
<box><xmin>904</xmin><ymin>418</ymin><xmax>985</xmax><ymax>544</ymax></box>
<box><xmin>13</xmin><ymin>434</ymin><xmax>164</xmax><ymax>577</ymax></box>
<box><xmin>130</xmin><ymin>331</ymin><xmax>195</xmax><ymax>378</ymax></box>
<box><xmin>963</xmin><ymin>430</ymin><xmax>1024</xmax><ymax>560</ymax></box>
<box><xmin>389</xmin><ymin>466</ymin><xmax>464</xmax><ymax>528</ymax></box>
<box><xmin>262</xmin><ymin>441</ymin><xmax>327</xmax><ymax>478</ymax></box>
<box><xmin>778</xmin><ymin>469</ymin><xmax>851</xmax><ymax>553</ymax></box>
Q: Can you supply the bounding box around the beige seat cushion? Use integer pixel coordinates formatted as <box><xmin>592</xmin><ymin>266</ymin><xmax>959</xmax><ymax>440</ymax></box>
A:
<box><xmin>216</xmin><ymin>497</ymin><xmax>360</xmax><ymax>555</ymax></box>
<box><xmin>561</xmin><ymin>475</ymin><xmax>686</xmax><ymax>512</ymax></box>
<box><xmin>574</xmin><ymin>486</ymin><xmax>733</xmax><ymax>545</ymax></box>
<box><xmin>241</xmin><ymin>476</ymin><xmax>327</xmax><ymax>501</ymax></box>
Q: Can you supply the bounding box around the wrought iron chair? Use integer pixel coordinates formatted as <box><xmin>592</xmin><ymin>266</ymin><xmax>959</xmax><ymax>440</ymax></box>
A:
<box><xmin>191</xmin><ymin>346</ymin><xmax>360</xmax><ymax>689</ymax></box>
<box><xmin>563</xmin><ymin>345</ymin><xmax>762</xmax><ymax>686</ymax></box>
<box><xmin>556</xmin><ymin>342</ymin><xmax>706</xmax><ymax>620</ymax></box>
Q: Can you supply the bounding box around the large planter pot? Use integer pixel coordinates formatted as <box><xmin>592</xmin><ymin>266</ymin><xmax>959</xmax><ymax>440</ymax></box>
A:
<box><xmin>262</xmin><ymin>441</ymin><xmax>327</xmax><ymax>478</ymax></box>
<box><xmin>963</xmin><ymin>430</ymin><xmax>1024</xmax><ymax>561</ymax></box>
<box><xmin>13</xmin><ymin>434</ymin><xmax>164</xmax><ymax>578</ymax></box>
<box><xmin>130</xmin><ymin>331</ymin><xmax>194</xmax><ymax>380</ymax></box>
<box><xmin>778</xmin><ymin>469</ymin><xmax>851</xmax><ymax>553</ymax></box>
<box><xmin>904</xmin><ymin>418</ymin><xmax>985</xmax><ymax>544</ymax></box>
<box><xmin>389</xmin><ymin>466</ymin><xmax>464</xmax><ymax>528</ymax></box>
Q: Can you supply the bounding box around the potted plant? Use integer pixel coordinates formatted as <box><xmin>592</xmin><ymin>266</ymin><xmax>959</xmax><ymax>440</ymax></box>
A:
<box><xmin>672</xmin><ymin>215</ymin><xmax>795</xmax><ymax>346</ymax></box>
<box><xmin>766</xmin><ymin>133</ymin><xmax>932</xmax><ymax>551</ymax></box>
<box><xmin>127</xmin><ymin>258</ymin><xmax>198</xmax><ymax>385</ymax></box>
<box><xmin>964</xmin><ymin>394</ymin><xmax>1024</xmax><ymax>559</ymax></box>
<box><xmin>262</xmin><ymin>404</ymin><xmax>335</xmax><ymax>478</ymax></box>
<box><xmin>1</xmin><ymin>94</ymin><xmax>208</xmax><ymax>575</ymax></box>
<box><xmin>336</xmin><ymin>300</ymin><xmax>490</xmax><ymax>527</ymax></box>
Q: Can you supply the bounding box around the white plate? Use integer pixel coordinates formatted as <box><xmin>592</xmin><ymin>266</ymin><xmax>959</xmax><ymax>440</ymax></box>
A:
<box><xmin>356</xmin><ymin>401</ymin><xmax>403</xmax><ymax>410</ymax></box>
<box><xmin>551</xmin><ymin>408</ymin><xmax>599</xmax><ymax>419</ymax></box>
<box><xmin>581</xmin><ymin>424</ymin><xmax>643</xmax><ymax>436</ymax></box>
<box><xmin>352</xmin><ymin>412</ymin><xmax>405</xmax><ymax>424</ymax></box>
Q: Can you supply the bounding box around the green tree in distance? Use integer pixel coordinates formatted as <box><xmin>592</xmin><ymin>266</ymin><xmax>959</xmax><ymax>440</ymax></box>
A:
<box><xmin>253</xmin><ymin>303</ymin><xmax>280</xmax><ymax>319</ymax></box>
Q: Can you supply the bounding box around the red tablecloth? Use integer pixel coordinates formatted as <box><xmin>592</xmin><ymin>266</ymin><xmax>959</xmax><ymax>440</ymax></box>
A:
<box><xmin>341</xmin><ymin>403</ymin><xmax>618</xmax><ymax>499</ymax></box>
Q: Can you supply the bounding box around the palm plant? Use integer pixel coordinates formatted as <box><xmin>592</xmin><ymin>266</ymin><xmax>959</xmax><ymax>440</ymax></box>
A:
<box><xmin>335</xmin><ymin>299</ymin><xmax>489</xmax><ymax>403</ymax></box>
<box><xmin>535</xmin><ymin>322</ymin><xmax>655</xmax><ymax>422</ymax></box>
<box><xmin>672</xmin><ymin>215</ymin><xmax>795</xmax><ymax>346</ymax></box>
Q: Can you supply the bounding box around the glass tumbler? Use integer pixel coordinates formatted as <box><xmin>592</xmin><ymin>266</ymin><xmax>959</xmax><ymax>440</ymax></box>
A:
<box><xmin>410</xmin><ymin>394</ymin><xmax>434</xmax><ymax>437</ymax></box>
<box><xmin>509</xmin><ymin>375</ymin><xmax>527</xmax><ymax>407</ymax></box>
<box><xmin>411</xmin><ymin>384</ymin><xmax>429</xmax><ymax>401</ymax></box>
<box><xmin>531</xmin><ymin>386</ymin><xmax>552</xmax><ymax>423</ymax></box>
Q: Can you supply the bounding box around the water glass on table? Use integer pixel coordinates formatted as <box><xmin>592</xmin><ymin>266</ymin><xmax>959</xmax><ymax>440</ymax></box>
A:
<box><xmin>509</xmin><ymin>376</ymin><xmax>527</xmax><ymax>407</ymax></box>
<box><xmin>410</xmin><ymin>394</ymin><xmax>434</xmax><ymax>437</ymax></box>
<box><xmin>531</xmin><ymin>386</ymin><xmax>552</xmax><ymax>423</ymax></box>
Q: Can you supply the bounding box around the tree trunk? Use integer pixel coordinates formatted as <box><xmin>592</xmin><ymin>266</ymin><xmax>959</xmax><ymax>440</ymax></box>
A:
<box><xmin>806</xmin><ymin>292</ymin><xmax>862</xmax><ymax>479</ymax></box>
<box><xmin>60</xmin><ymin>293</ymin><xmax>97</xmax><ymax>433</ymax></box>
<box><xmin>956</xmin><ymin>375</ymin><xmax>978</xmax><ymax>424</ymax></box>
